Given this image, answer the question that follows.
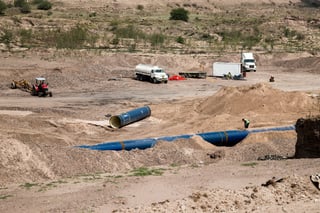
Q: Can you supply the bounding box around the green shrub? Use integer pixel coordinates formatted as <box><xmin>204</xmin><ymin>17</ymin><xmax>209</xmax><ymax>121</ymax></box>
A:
<box><xmin>283</xmin><ymin>27</ymin><xmax>305</xmax><ymax>41</ymax></box>
<box><xmin>176</xmin><ymin>36</ymin><xmax>185</xmax><ymax>44</ymax></box>
<box><xmin>149</xmin><ymin>33</ymin><xmax>165</xmax><ymax>46</ymax></box>
<box><xmin>13</xmin><ymin>0</ymin><xmax>31</xmax><ymax>13</ymax></box>
<box><xmin>19</xmin><ymin>29</ymin><xmax>32</xmax><ymax>46</ymax></box>
<box><xmin>14</xmin><ymin>0</ymin><xmax>26</xmax><ymax>7</ymax></box>
<box><xmin>0</xmin><ymin>0</ymin><xmax>7</xmax><ymax>15</ymax></box>
<box><xmin>0</xmin><ymin>29</ymin><xmax>13</xmax><ymax>47</ymax></box>
<box><xmin>130</xmin><ymin>167</ymin><xmax>164</xmax><ymax>176</ymax></box>
<box><xmin>41</xmin><ymin>25</ymin><xmax>95</xmax><ymax>49</ymax></box>
<box><xmin>111</xmin><ymin>37</ymin><xmax>119</xmax><ymax>45</ymax></box>
<box><xmin>137</xmin><ymin>4</ymin><xmax>144</xmax><ymax>10</ymax></box>
<box><xmin>114</xmin><ymin>25</ymin><xmax>146</xmax><ymax>40</ymax></box>
<box><xmin>55</xmin><ymin>26</ymin><xmax>88</xmax><ymax>49</ymax></box>
<box><xmin>170</xmin><ymin>8</ymin><xmax>189</xmax><ymax>22</ymax></box>
<box><xmin>20</xmin><ymin>2</ymin><xmax>30</xmax><ymax>13</ymax></box>
<box><xmin>217</xmin><ymin>29</ymin><xmax>261</xmax><ymax>49</ymax></box>
<box><xmin>32</xmin><ymin>0</ymin><xmax>44</xmax><ymax>4</ymax></box>
<box><xmin>37</xmin><ymin>0</ymin><xmax>52</xmax><ymax>10</ymax></box>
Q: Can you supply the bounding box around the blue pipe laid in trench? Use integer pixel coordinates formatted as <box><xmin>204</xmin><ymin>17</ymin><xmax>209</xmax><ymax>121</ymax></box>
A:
<box><xmin>76</xmin><ymin>125</ymin><xmax>295</xmax><ymax>151</ymax></box>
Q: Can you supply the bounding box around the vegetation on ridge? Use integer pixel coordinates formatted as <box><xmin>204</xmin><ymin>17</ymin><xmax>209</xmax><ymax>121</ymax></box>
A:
<box><xmin>0</xmin><ymin>0</ymin><xmax>319</xmax><ymax>54</ymax></box>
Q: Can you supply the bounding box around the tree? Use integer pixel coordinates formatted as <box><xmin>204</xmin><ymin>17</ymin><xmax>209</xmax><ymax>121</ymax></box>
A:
<box><xmin>14</xmin><ymin>0</ymin><xmax>31</xmax><ymax>13</ymax></box>
<box><xmin>301</xmin><ymin>0</ymin><xmax>320</xmax><ymax>7</ymax></box>
<box><xmin>37</xmin><ymin>0</ymin><xmax>52</xmax><ymax>10</ymax></box>
<box><xmin>170</xmin><ymin>8</ymin><xmax>189</xmax><ymax>22</ymax></box>
<box><xmin>0</xmin><ymin>0</ymin><xmax>7</xmax><ymax>15</ymax></box>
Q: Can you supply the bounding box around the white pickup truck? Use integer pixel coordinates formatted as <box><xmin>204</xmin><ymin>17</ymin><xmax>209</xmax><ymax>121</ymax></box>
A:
<box><xmin>135</xmin><ymin>64</ymin><xmax>168</xmax><ymax>83</ymax></box>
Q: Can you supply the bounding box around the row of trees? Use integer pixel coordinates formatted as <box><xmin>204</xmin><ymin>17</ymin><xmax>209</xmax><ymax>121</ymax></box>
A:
<box><xmin>0</xmin><ymin>0</ymin><xmax>52</xmax><ymax>15</ymax></box>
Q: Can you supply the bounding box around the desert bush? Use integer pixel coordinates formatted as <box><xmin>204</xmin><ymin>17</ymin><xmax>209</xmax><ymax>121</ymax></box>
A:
<box><xmin>19</xmin><ymin>29</ymin><xmax>32</xmax><ymax>47</ymax></box>
<box><xmin>149</xmin><ymin>33</ymin><xmax>165</xmax><ymax>46</ymax></box>
<box><xmin>14</xmin><ymin>0</ymin><xmax>26</xmax><ymax>7</ymax></box>
<box><xmin>20</xmin><ymin>3</ymin><xmax>30</xmax><ymax>13</ymax></box>
<box><xmin>37</xmin><ymin>0</ymin><xmax>52</xmax><ymax>10</ymax></box>
<box><xmin>0</xmin><ymin>0</ymin><xmax>7</xmax><ymax>15</ymax></box>
<box><xmin>55</xmin><ymin>26</ymin><xmax>87</xmax><ymax>48</ymax></box>
<box><xmin>169</xmin><ymin>8</ymin><xmax>189</xmax><ymax>22</ymax></box>
<box><xmin>217</xmin><ymin>29</ymin><xmax>261</xmax><ymax>49</ymax></box>
<box><xmin>301</xmin><ymin>0</ymin><xmax>320</xmax><ymax>7</ymax></box>
<box><xmin>0</xmin><ymin>29</ymin><xmax>13</xmax><ymax>47</ymax></box>
<box><xmin>283</xmin><ymin>27</ymin><xmax>305</xmax><ymax>40</ymax></box>
<box><xmin>32</xmin><ymin>0</ymin><xmax>44</xmax><ymax>4</ymax></box>
<box><xmin>128</xmin><ymin>43</ymin><xmax>136</xmax><ymax>52</ymax></box>
<box><xmin>111</xmin><ymin>37</ymin><xmax>119</xmax><ymax>45</ymax></box>
<box><xmin>114</xmin><ymin>25</ymin><xmax>146</xmax><ymax>40</ymax></box>
<box><xmin>176</xmin><ymin>36</ymin><xmax>185</xmax><ymax>44</ymax></box>
<box><xmin>137</xmin><ymin>4</ymin><xmax>144</xmax><ymax>10</ymax></box>
<box><xmin>41</xmin><ymin>25</ymin><xmax>96</xmax><ymax>49</ymax></box>
<box><xmin>14</xmin><ymin>0</ymin><xmax>31</xmax><ymax>13</ymax></box>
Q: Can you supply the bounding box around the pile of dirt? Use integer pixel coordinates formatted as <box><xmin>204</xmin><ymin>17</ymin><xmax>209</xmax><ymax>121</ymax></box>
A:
<box><xmin>275</xmin><ymin>56</ymin><xmax>320</xmax><ymax>74</ymax></box>
<box><xmin>196</xmin><ymin>83</ymin><xmax>316</xmax><ymax>116</ymax></box>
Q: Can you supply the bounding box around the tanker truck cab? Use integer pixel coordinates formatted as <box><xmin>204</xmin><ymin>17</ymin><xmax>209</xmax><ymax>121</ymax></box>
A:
<box><xmin>241</xmin><ymin>52</ymin><xmax>256</xmax><ymax>72</ymax></box>
<box><xmin>135</xmin><ymin>64</ymin><xmax>168</xmax><ymax>83</ymax></box>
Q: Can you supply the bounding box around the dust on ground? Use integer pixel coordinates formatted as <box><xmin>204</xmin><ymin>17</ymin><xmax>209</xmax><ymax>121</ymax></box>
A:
<box><xmin>0</xmin><ymin>49</ymin><xmax>320</xmax><ymax>212</ymax></box>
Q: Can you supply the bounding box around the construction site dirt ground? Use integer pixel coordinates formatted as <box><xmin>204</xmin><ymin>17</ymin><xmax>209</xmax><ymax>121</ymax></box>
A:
<box><xmin>0</xmin><ymin>51</ymin><xmax>320</xmax><ymax>212</ymax></box>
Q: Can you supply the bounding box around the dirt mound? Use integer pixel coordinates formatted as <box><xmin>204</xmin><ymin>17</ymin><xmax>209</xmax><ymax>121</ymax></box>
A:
<box><xmin>275</xmin><ymin>56</ymin><xmax>320</xmax><ymax>73</ymax></box>
<box><xmin>222</xmin><ymin>131</ymin><xmax>297</xmax><ymax>161</ymax></box>
<box><xmin>196</xmin><ymin>83</ymin><xmax>316</xmax><ymax>116</ymax></box>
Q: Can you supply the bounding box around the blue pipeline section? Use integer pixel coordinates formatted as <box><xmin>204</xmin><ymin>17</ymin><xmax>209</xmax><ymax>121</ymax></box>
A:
<box><xmin>77</xmin><ymin>130</ymin><xmax>249</xmax><ymax>151</ymax></box>
<box><xmin>77</xmin><ymin>125</ymin><xmax>296</xmax><ymax>151</ymax></box>
<box><xmin>248</xmin><ymin>125</ymin><xmax>295</xmax><ymax>133</ymax></box>
<box><xmin>109</xmin><ymin>106</ymin><xmax>151</xmax><ymax>128</ymax></box>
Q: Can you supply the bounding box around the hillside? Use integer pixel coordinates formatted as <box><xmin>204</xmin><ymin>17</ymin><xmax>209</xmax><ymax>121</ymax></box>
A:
<box><xmin>0</xmin><ymin>0</ymin><xmax>320</xmax><ymax>54</ymax></box>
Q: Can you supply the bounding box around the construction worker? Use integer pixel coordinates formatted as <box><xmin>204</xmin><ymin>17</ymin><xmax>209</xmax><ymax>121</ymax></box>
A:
<box><xmin>242</xmin><ymin>118</ymin><xmax>250</xmax><ymax>129</ymax></box>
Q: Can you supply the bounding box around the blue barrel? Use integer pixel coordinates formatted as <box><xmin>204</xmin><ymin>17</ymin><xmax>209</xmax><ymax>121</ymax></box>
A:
<box><xmin>109</xmin><ymin>106</ymin><xmax>151</xmax><ymax>128</ymax></box>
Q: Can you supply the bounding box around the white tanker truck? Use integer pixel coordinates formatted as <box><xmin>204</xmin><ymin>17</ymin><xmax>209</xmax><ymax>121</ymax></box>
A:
<box><xmin>135</xmin><ymin>64</ymin><xmax>168</xmax><ymax>84</ymax></box>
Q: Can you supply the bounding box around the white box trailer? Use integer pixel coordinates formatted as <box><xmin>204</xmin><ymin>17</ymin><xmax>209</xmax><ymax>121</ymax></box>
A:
<box><xmin>212</xmin><ymin>62</ymin><xmax>242</xmax><ymax>77</ymax></box>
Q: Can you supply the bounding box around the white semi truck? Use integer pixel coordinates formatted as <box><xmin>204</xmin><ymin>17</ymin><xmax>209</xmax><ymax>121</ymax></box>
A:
<box><xmin>135</xmin><ymin>64</ymin><xmax>168</xmax><ymax>83</ymax></box>
<box><xmin>241</xmin><ymin>52</ymin><xmax>256</xmax><ymax>72</ymax></box>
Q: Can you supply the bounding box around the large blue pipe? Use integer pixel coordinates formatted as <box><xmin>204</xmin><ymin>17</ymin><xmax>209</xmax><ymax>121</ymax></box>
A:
<box><xmin>109</xmin><ymin>106</ymin><xmax>151</xmax><ymax>128</ymax></box>
<box><xmin>248</xmin><ymin>125</ymin><xmax>295</xmax><ymax>133</ymax></box>
<box><xmin>77</xmin><ymin>125</ymin><xmax>295</xmax><ymax>151</ymax></box>
<box><xmin>77</xmin><ymin>130</ymin><xmax>249</xmax><ymax>151</ymax></box>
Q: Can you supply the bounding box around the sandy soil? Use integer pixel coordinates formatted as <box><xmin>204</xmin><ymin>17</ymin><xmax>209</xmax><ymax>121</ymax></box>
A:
<box><xmin>0</xmin><ymin>49</ymin><xmax>319</xmax><ymax>212</ymax></box>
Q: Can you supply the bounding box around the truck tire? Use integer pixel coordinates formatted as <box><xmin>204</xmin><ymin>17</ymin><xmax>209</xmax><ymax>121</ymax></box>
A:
<box><xmin>164</xmin><ymin>80</ymin><xmax>168</xmax><ymax>84</ymax></box>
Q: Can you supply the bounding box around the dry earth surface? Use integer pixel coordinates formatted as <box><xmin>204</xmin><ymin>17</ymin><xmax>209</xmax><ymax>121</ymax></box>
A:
<box><xmin>0</xmin><ymin>50</ymin><xmax>320</xmax><ymax>213</ymax></box>
<box><xmin>0</xmin><ymin>0</ymin><xmax>320</xmax><ymax>212</ymax></box>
